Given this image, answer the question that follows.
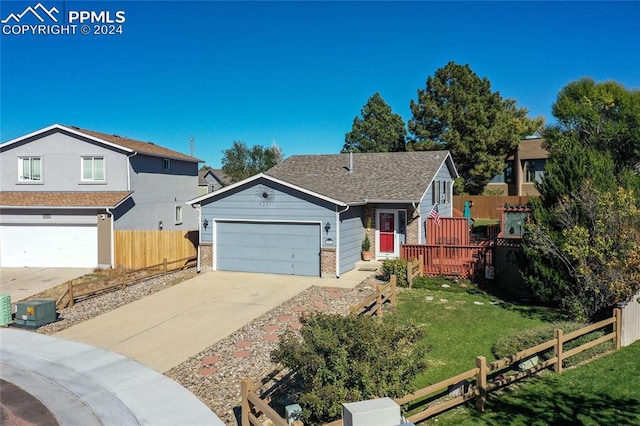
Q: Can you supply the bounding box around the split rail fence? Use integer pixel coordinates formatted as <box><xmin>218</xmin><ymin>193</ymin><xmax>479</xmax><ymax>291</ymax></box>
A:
<box><xmin>56</xmin><ymin>255</ymin><xmax>196</xmax><ymax>310</ymax></box>
<box><xmin>241</xmin><ymin>308</ymin><xmax>622</xmax><ymax>426</ymax></box>
<box><xmin>349</xmin><ymin>276</ymin><xmax>397</xmax><ymax>317</ymax></box>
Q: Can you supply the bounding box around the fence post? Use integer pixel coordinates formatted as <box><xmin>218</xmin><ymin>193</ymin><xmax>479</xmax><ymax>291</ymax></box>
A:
<box><xmin>376</xmin><ymin>285</ymin><xmax>383</xmax><ymax>318</ymax></box>
<box><xmin>240</xmin><ymin>378</ymin><xmax>251</xmax><ymax>426</ymax></box>
<box><xmin>68</xmin><ymin>281</ymin><xmax>75</xmax><ymax>307</ymax></box>
<box><xmin>163</xmin><ymin>258</ymin><xmax>168</xmax><ymax>276</ymax></box>
<box><xmin>554</xmin><ymin>329</ymin><xmax>563</xmax><ymax>374</ymax></box>
<box><xmin>614</xmin><ymin>308</ymin><xmax>622</xmax><ymax>350</ymax></box>
<box><xmin>476</xmin><ymin>356</ymin><xmax>487</xmax><ymax>412</ymax></box>
<box><xmin>419</xmin><ymin>254</ymin><xmax>424</xmax><ymax>276</ymax></box>
<box><xmin>121</xmin><ymin>268</ymin><xmax>127</xmax><ymax>290</ymax></box>
<box><xmin>390</xmin><ymin>275</ymin><xmax>397</xmax><ymax>307</ymax></box>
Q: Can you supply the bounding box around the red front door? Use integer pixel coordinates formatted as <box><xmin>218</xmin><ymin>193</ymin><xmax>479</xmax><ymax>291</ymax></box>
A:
<box><xmin>379</xmin><ymin>213</ymin><xmax>395</xmax><ymax>253</ymax></box>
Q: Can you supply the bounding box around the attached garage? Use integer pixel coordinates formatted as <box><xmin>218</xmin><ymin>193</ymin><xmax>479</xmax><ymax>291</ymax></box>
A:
<box><xmin>216</xmin><ymin>221</ymin><xmax>320</xmax><ymax>276</ymax></box>
<box><xmin>0</xmin><ymin>224</ymin><xmax>97</xmax><ymax>268</ymax></box>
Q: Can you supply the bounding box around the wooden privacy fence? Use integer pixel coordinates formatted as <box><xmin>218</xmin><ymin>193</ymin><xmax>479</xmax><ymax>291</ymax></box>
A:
<box><xmin>57</xmin><ymin>256</ymin><xmax>196</xmax><ymax>310</ymax></box>
<box><xmin>453</xmin><ymin>196</ymin><xmax>537</xmax><ymax>220</ymax></box>
<box><xmin>396</xmin><ymin>309</ymin><xmax>621</xmax><ymax>423</ymax></box>
<box><xmin>619</xmin><ymin>290</ymin><xmax>640</xmax><ymax>347</ymax></box>
<box><xmin>427</xmin><ymin>217</ymin><xmax>470</xmax><ymax>245</ymax></box>
<box><xmin>115</xmin><ymin>230</ymin><xmax>197</xmax><ymax>269</ymax></box>
<box><xmin>401</xmin><ymin>244</ymin><xmax>489</xmax><ymax>278</ymax></box>
<box><xmin>349</xmin><ymin>276</ymin><xmax>397</xmax><ymax>317</ymax></box>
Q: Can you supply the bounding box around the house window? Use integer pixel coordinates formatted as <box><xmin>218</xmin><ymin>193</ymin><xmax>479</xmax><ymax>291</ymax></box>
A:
<box><xmin>163</xmin><ymin>159</ymin><xmax>171</xmax><ymax>171</ymax></box>
<box><xmin>18</xmin><ymin>157</ymin><xmax>42</xmax><ymax>181</ymax></box>
<box><xmin>504</xmin><ymin>161</ymin><xmax>514</xmax><ymax>183</ymax></box>
<box><xmin>175</xmin><ymin>205</ymin><xmax>182</xmax><ymax>224</ymax></box>
<box><xmin>82</xmin><ymin>156</ymin><xmax>105</xmax><ymax>181</ymax></box>
<box><xmin>525</xmin><ymin>160</ymin><xmax>545</xmax><ymax>183</ymax></box>
<box><xmin>432</xmin><ymin>180</ymin><xmax>440</xmax><ymax>204</ymax></box>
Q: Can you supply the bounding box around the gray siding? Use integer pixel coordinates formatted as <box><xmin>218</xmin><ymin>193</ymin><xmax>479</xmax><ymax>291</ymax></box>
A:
<box><xmin>338</xmin><ymin>205</ymin><xmax>364</xmax><ymax>275</ymax></box>
<box><xmin>419</xmin><ymin>162</ymin><xmax>454</xmax><ymax>244</ymax></box>
<box><xmin>0</xmin><ymin>131</ymin><xmax>129</xmax><ymax>191</ymax></box>
<box><xmin>200</xmin><ymin>178</ymin><xmax>337</xmax><ymax>248</ymax></box>
<box><xmin>114</xmin><ymin>155</ymin><xmax>199</xmax><ymax>231</ymax></box>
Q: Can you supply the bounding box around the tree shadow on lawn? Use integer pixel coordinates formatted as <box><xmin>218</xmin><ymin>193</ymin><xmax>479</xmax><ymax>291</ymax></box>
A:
<box><xmin>472</xmin><ymin>379</ymin><xmax>640</xmax><ymax>425</ymax></box>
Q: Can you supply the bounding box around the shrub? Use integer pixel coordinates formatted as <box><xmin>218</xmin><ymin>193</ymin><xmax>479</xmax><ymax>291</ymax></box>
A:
<box><xmin>361</xmin><ymin>234</ymin><xmax>371</xmax><ymax>252</ymax></box>
<box><xmin>271</xmin><ymin>313</ymin><xmax>427</xmax><ymax>424</ymax></box>
<box><xmin>492</xmin><ymin>321</ymin><xmax>615</xmax><ymax>368</ymax></box>
<box><xmin>381</xmin><ymin>258</ymin><xmax>408</xmax><ymax>287</ymax></box>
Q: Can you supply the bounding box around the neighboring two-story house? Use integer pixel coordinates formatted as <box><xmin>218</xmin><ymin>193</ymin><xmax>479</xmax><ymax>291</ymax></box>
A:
<box><xmin>198</xmin><ymin>168</ymin><xmax>231</xmax><ymax>195</ymax></box>
<box><xmin>188</xmin><ymin>151</ymin><xmax>458</xmax><ymax>278</ymax></box>
<box><xmin>485</xmin><ymin>137</ymin><xmax>548</xmax><ymax>196</ymax></box>
<box><xmin>0</xmin><ymin>124</ymin><xmax>201</xmax><ymax>268</ymax></box>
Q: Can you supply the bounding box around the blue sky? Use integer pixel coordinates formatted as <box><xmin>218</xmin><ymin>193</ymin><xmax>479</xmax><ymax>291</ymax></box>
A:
<box><xmin>1</xmin><ymin>1</ymin><xmax>639</xmax><ymax>167</ymax></box>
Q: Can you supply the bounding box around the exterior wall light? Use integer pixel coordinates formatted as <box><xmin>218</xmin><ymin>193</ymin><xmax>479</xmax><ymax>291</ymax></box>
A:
<box><xmin>324</xmin><ymin>221</ymin><xmax>331</xmax><ymax>234</ymax></box>
<box><xmin>203</xmin><ymin>218</ymin><xmax>209</xmax><ymax>230</ymax></box>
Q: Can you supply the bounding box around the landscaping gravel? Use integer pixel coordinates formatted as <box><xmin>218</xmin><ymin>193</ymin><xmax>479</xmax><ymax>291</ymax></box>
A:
<box><xmin>34</xmin><ymin>268</ymin><xmax>386</xmax><ymax>425</ymax></box>
<box><xmin>37</xmin><ymin>269</ymin><xmax>197</xmax><ymax>335</ymax></box>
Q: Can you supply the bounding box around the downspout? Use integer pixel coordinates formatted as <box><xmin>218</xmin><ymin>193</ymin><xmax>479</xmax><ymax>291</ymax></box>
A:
<box><xmin>335</xmin><ymin>204</ymin><xmax>350</xmax><ymax>277</ymax></box>
<box><xmin>193</xmin><ymin>204</ymin><xmax>202</xmax><ymax>273</ymax></box>
<box><xmin>126</xmin><ymin>151</ymin><xmax>138</xmax><ymax>191</ymax></box>
<box><xmin>105</xmin><ymin>207</ymin><xmax>114</xmax><ymax>268</ymax></box>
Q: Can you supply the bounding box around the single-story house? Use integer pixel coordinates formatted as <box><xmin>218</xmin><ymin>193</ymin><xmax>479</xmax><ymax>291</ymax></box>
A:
<box><xmin>187</xmin><ymin>151</ymin><xmax>458</xmax><ymax>277</ymax></box>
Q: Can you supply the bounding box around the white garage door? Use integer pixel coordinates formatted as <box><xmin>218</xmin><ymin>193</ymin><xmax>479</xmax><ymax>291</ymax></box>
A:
<box><xmin>216</xmin><ymin>221</ymin><xmax>320</xmax><ymax>276</ymax></box>
<box><xmin>0</xmin><ymin>225</ymin><xmax>97</xmax><ymax>268</ymax></box>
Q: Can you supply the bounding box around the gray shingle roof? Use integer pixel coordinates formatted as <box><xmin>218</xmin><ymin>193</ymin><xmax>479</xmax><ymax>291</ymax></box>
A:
<box><xmin>265</xmin><ymin>151</ymin><xmax>455</xmax><ymax>204</ymax></box>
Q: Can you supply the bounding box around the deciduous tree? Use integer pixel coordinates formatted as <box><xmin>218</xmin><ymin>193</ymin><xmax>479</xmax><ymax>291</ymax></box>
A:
<box><xmin>221</xmin><ymin>141</ymin><xmax>283</xmax><ymax>183</ymax></box>
<box><xmin>521</xmin><ymin>78</ymin><xmax>640</xmax><ymax>319</ymax></box>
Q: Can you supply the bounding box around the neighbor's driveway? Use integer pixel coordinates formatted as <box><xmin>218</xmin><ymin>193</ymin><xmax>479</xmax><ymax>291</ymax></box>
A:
<box><xmin>0</xmin><ymin>268</ymin><xmax>92</xmax><ymax>304</ymax></box>
<box><xmin>55</xmin><ymin>270</ymin><xmax>356</xmax><ymax>373</ymax></box>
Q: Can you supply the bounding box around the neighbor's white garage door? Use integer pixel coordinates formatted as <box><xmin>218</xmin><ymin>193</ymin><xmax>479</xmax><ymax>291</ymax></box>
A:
<box><xmin>0</xmin><ymin>225</ymin><xmax>97</xmax><ymax>267</ymax></box>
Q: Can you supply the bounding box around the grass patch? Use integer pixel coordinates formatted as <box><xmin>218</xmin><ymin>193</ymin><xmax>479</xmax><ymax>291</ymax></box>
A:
<box><xmin>427</xmin><ymin>341</ymin><xmax>640</xmax><ymax>425</ymax></box>
<box><xmin>472</xmin><ymin>218</ymin><xmax>500</xmax><ymax>227</ymax></box>
<box><xmin>395</xmin><ymin>285</ymin><xmax>566</xmax><ymax>388</ymax></box>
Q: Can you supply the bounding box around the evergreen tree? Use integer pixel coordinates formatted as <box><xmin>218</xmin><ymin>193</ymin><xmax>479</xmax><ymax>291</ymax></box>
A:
<box><xmin>342</xmin><ymin>92</ymin><xmax>406</xmax><ymax>153</ymax></box>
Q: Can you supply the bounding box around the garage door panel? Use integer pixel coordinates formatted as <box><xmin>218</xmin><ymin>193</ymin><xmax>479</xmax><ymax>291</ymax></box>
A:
<box><xmin>216</xmin><ymin>222</ymin><xmax>320</xmax><ymax>276</ymax></box>
<box><xmin>0</xmin><ymin>225</ymin><xmax>97</xmax><ymax>268</ymax></box>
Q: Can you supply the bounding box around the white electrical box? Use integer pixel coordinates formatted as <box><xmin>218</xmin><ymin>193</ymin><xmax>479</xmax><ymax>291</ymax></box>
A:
<box><xmin>342</xmin><ymin>397</ymin><xmax>401</xmax><ymax>426</ymax></box>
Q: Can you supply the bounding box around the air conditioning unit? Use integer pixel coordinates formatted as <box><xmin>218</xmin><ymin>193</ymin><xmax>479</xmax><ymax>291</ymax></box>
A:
<box><xmin>15</xmin><ymin>299</ymin><xmax>57</xmax><ymax>328</ymax></box>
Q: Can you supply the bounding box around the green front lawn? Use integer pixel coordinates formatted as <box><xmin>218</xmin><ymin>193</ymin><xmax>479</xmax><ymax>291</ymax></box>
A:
<box><xmin>394</xmin><ymin>278</ymin><xmax>637</xmax><ymax>425</ymax></box>
<box><xmin>396</xmin><ymin>278</ymin><xmax>565</xmax><ymax>388</ymax></box>
<box><xmin>432</xmin><ymin>341</ymin><xmax>640</xmax><ymax>425</ymax></box>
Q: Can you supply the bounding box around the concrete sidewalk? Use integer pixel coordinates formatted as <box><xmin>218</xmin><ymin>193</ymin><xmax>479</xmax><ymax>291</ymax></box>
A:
<box><xmin>0</xmin><ymin>328</ymin><xmax>224</xmax><ymax>425</ymax></box>
<box><xmin>55</xmin><ymin>265</ymin><xmax>379</xmax><ymax>373</ymax></box>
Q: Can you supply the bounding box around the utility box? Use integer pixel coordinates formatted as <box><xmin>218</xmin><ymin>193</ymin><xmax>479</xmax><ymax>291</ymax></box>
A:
<box><xmin>343</xmin><ymin>397</ymin><xmax>401</xmax><ymax>426</ymax></box>
<box><xmin>15</xmin><ymin>299</ymin><xmax>57</xmax><ymax>328</ymax></box>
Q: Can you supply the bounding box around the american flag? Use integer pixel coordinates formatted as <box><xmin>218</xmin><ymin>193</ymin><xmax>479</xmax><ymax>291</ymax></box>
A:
<box><xmin>429</xmin><ymin>204</ymin><xmax>441</xmax><ymax>227</ymax></box>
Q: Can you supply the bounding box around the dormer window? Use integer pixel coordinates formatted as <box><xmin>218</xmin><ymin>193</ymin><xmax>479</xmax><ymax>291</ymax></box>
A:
<box><xmin>163</xmin><ymin>159</ymin><xmax>171</xmax><ymax>171</ymax></box>
<box><xmin>18</xmin><ymin>156</ymin><xmax>42</xmax><ymax>181</ymax></box>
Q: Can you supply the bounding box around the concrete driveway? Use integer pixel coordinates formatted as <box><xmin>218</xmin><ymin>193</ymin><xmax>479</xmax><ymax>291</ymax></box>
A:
<box><xmin>0</xmin><ymin>268</ymin><xmax>92</xmax><ymax>304</ymax></box>
<box><xmin>54</xmin><ymin>267</ymin><xmax>375</xmax><ymax>373</ymax></box>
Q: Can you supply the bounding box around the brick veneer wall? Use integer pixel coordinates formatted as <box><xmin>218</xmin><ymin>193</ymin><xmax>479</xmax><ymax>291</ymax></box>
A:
<box><xmin>199</xmin><ymin>243</ymin><xmax>213</xmax><ymax>272</ymax></box>
<box><xmin>407</xmin><ymin>205</ymin><xmax>420</xmax><ymax>244</ymax></box>
<box><xmin>321</xmin><ymin>248</ymin><xmax>337</xmax><ymax>278</ymax></box>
